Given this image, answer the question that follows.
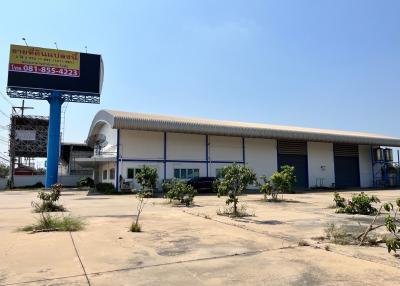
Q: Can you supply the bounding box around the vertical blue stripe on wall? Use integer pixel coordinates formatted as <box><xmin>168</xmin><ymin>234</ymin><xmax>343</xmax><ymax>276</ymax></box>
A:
<box><xmin>205</xmin><ymin>135</ymin><xmax>209</xmax><ymax>177</ymax></box>
<box><xmin>242</xmin><ymin>137</ymin><xmax>245</xmax><ymax>165</ymax></box>
<box><xmin>116</xmin><ymin>129</ymin><xmax>120</xmax><ymax>191</ymax></box>
<box><xmin>163</xmin><ymin>132</ymin><xmax>167</xmax><ymax>180</ymax></box>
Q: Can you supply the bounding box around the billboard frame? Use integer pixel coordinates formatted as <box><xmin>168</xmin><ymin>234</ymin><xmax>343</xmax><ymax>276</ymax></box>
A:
<box><xmin>7</xmin><ymin>86</ymin><xmax>100</xmax><ymax>104</ymax></box>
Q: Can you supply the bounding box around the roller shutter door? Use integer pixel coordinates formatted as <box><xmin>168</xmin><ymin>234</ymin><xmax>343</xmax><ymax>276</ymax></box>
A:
<box><xmin>334</xmin><ymin>144</ymin><xmax>360</xmax><ymax>188</ymax></box>
<box><xmin>277</xmin><ymin>140</ymin><xmax>308</xmax><ymax>189</ymax></box>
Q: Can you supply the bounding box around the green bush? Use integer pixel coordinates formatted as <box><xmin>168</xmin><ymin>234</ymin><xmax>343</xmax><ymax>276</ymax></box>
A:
<box><xmin>95</xmin><ymin>183</ymin><xmax>117</xmax><ymax>194</ymax></box>
<box><xmin>259</xmin><ymin>165</ymin><xmax>296</xmax><ymax>201</ymax></box>
<box><xmin>333</xmin><ymin>192</ymin><xmax>346</xmax><ymax>208</ymax></box>
<box><xmin>165</xmin><ymin>180</ymin><xmax>197</xmax><ymax>206</ymax></box>
<box><xmin>77</xmin><ymin>176</ymin><xmax>94</xmax><ymax>188</ymax></box>
<box><xmin>335</xmin><ymin>192</ymin><xmax>380</xmax><ymax>215</ymax></box>
<box><xmin>31</xmin><ymin>183</ymin><xmax>66</xmax><ymax>212</ymax></box>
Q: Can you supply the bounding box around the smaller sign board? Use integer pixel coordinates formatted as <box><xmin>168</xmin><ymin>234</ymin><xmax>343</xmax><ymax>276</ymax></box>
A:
<box><xmin>15</xmin><ymin>130</ymin><xmax>36</xmax><ymax>141</ymax></box>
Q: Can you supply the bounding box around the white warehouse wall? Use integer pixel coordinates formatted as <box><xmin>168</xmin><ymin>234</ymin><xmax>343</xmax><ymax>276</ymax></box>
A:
<box><xmin>167</xmin><ymin>133</ymin><xmax>205</xmax><ymax>160</ymax></box>
<box><xmin>245</xmin><ymin>138</ymin><xmax>277</xmax><ymax>179</ymax></box>
<box><xmin>209</xmin><ymin>135</ymin><xmax>242</xmax><ymax>162</ymax></box>
<box><xmin>307</xmin><ymin>142</ymin><xmax>335</xmax><ymax>188</ymax></box>
<box><xmin>359</xmin><ymin>145</ymin><xmax>373</xmax><ymax>187</ymax></box>
<box><xmin>120</xmin><ymin>130</ymin><xmax>164</xmax><ymax>159</ymax></box>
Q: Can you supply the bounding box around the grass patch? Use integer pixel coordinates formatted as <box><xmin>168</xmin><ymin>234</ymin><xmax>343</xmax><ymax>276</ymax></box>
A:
<box><xmin>20</xmin><ymin>214</ymin><xmax>84</xmax><ymax>232</ymax></box>
<box><xmin>130</xmin><ymin>222</ymin><xmax>141</xmax><ymax>232</ymax></box>
<box><xmin>216</xmin><ymin>204</ymin><xmax>255</xmax><ymax>218</ymax></box>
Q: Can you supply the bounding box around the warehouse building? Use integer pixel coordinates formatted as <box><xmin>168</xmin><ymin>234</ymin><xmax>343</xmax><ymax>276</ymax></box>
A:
<box><xmin>79</xmin><ymin>110</ymin><xmax>400</xmax><ymax>191</ymax></box>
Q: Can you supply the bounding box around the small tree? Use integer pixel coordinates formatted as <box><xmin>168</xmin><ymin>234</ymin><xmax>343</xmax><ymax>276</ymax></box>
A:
<box><xmin>130</xmin><ymin>192</ymin><xmax>147</xmax><ymax>232</ymax></box>
<box><xmin>217</xmin><ymin>163</ymin><xmax>257</xmax><ymax>216</ymax></box>
<box><xmin>135</xmin><ymin>165</ymin><xmax>158</xmax><ymax>195</ymax></box>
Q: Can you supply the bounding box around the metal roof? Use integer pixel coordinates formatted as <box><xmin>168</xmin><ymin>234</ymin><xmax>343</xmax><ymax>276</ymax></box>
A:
<box><xmin>88</xmin><ymin>109</ymin><xmax>400</xmax><ymax>147</ymax></box>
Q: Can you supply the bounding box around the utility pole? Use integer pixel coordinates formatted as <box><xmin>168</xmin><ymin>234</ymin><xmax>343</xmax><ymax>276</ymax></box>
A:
<box><xmin>12</xmin><ymin>100</ymin><xmax>33</xmax><ymax>117</ymax></box>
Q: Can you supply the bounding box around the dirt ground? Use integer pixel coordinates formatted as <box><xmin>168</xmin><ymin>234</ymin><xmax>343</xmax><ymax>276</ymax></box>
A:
<box><xmin>0</xmin><ymin>189</ymin><xmax>399</xmax><ymax>285</ymax></box>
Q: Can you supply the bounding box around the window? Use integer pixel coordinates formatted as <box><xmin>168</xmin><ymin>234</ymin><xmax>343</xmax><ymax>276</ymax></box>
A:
<box><xmin>110</xmin><ymin>168</ymin><xmax>115</xmax><ymax>180</ymax></box>
<box><xmin>173</xmin><ymin>168</ymin><xmax>200</xmax><ymax>179</ymax></box>
<box><xmin>102</xmin><ymin>169</ymin><xmax>108</xmax><ymax>180</ymax></box>
<box><xmin>127</xmin><ymin>168</ymin><xmax>142</xmax><ymax>179</ymax></box>
<box><xmin>216</xmin><ymin>168</ymin><xmax>224</xmax><ymax>179</ymax></box>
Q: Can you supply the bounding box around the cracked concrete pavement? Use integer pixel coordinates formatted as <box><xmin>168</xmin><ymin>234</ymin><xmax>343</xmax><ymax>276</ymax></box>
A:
<box><xmin>0</xmin><ymin>189</ymin><xmax>399</xmax><ymax>285</ymax></box>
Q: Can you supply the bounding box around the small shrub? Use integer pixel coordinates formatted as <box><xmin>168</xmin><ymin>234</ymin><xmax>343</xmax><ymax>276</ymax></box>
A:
<box><xmin>21</xmin><ymin>213</ymin><xmax>84</xmax><ymax>232</ymax></box>
<box><xmin>31</xmin><ymin>183</ymin><xmax>65</xmax><ymax>212</ymax></box>
<box><xmin>259</xmin><ymin>165</ymin><xmax>296</xmax><ymax>201</ymax></box>
<box><xmin>165</xmin><ymin>180</ymin><xmax>197</xmax><ymax>206</ymax></box>
<box><xmin>96</xmin><ymin>183</ymin><xmax>117</xmax><ymax>194</ymax></box>
<box><xmin>77</xmin><ymin>177</ymin><xmax>94</xmax><ymax>188</ymax></box>
<box><xmin>335</xmin><ymin>192</ymin><xmax>380</xmax><ymax>215</ymax></box>
<box><xmin>333</xmin><ymin>192</ymin><xmax>346</xmax><ymax>208</ymax></box>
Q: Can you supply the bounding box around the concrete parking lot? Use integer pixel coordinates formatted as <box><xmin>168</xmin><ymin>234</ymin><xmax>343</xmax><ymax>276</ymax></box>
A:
<box><xmin>0</xmin><ymin>189</ymin><xmax>399</xmax><ymax>285</ymax></box>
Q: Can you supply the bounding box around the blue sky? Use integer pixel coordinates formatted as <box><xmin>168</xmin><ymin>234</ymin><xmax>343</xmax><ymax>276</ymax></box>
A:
<box><xmin>1</xmin><ymin>0</ymin><xmax>400</xmax><ymax>160</ymax></box>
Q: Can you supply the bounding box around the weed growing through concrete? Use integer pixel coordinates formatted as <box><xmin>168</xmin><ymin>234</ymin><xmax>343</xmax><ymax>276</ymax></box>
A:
<box><xmin>21</xmin><ymin>213</ymin><xmax>84</xmax><ymax>232</ymax></box>
<box><xmin>31</xmin><ymin>183</ymin><xmax>66</xmax><ymax>212</ymax></box>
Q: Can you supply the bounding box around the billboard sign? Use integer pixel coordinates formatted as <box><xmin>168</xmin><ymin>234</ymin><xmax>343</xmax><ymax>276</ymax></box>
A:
<box><xmin>7</xmin><ymin>44</ymin><xmax>103</xmax><ymax>99</ymax></box>
<box><xmin>9</xmin><ymin>45</ymin><xmax>81</xmax><ymax>77</ymax></box>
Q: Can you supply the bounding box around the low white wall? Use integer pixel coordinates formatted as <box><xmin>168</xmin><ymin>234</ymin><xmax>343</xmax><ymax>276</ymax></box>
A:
<box><xmin>0</xmin><ymin>178</ymin><xmax>8</xmax><ymax>190</ymax></box>
<box><xmin>13</xmin><ymin>175</ymin><xmax>83</xmax><ymax>188</ymax></box>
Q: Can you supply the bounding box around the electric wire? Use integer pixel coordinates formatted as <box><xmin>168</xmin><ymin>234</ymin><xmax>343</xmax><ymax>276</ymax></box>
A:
<box><xmin>0</xmin><ymin>90</ymin><xmax>13</xmax><ymax>106</ymax></box>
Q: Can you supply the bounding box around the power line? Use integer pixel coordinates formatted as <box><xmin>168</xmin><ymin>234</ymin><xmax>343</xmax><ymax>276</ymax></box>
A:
<box><xmin>0</xmin><ymin>108</ymin><xmax>8</xmax><ymax>118</ymax></box>
<box><xmin>0</xmin><ymin>90</ymin><xmax>13</xmax><ymax>107</ymax></box>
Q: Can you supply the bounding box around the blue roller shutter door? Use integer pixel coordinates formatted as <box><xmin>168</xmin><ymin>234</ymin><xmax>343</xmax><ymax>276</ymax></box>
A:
<box><xmin>277</xmin><ymin>140</ymin><xmax>308</xmax><ymax>189</ymax></box>
<box><xmin>334</xmin><ymin>144</ymin><xmax>360</xmax><ymax>188</ymax></box>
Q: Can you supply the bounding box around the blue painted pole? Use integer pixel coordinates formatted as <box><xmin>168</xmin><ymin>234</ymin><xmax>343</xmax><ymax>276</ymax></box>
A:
<box><xmin>45</xmin><ymin>91</ymin><xmax>64</xmax><ymax>188</ymax></box>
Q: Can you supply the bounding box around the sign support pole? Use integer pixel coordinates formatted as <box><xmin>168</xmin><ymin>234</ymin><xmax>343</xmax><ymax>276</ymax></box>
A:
<box><xmin>45</xmin><ymin>91</ymin><xmax>64</xmax><ymax>188</ymax></box>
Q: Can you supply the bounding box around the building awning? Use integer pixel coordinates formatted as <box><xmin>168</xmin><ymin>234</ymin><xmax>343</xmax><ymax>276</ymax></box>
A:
<box><xmin>75</xmin><ymin>156</ymin><xmax>115</xmax><ymax>168</ymax></box>
<box><xmin>87</xmin><ymin>109</ymin><xmax>400</xmax><ymax>147</ymax></box>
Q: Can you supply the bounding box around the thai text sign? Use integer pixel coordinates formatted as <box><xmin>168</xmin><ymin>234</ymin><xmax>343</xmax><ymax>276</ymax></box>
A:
<box><xmin>9</xmin><ymin>45</ymin><xmax>80</xmax><ymax>77</ymax></box>
<box><xmin>15</xmin><ymin>130</ymin><xmax>36</xmax><ymax>141</ymax></box>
